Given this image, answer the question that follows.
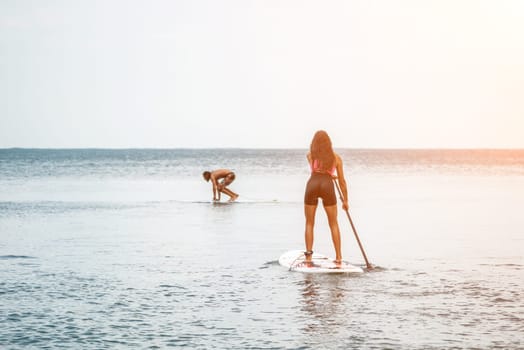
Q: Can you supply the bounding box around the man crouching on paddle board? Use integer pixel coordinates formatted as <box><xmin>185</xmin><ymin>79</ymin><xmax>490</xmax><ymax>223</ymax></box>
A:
<box><xmin>202</xmin><ymin>169</ymin><xmax>239</xmax><ymax>202</ymax></box>
<box><xmin>304</xmin><ymin>130</ymin><xmax>349</xmax><ymax>266</ymax></box>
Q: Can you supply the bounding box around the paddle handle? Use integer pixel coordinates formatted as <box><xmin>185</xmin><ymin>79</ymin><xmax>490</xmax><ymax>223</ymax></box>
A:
<box><xmin>333</xmin><ymin>178</ymin><xmax>372</xmax><ymax>269</ymax></box>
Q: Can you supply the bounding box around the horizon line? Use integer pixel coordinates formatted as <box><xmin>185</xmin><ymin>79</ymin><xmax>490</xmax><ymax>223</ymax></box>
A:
<box><xmin>1</xmin><ymin>147</ymin><xmax>524</xmax><ymax>151</ymax></box>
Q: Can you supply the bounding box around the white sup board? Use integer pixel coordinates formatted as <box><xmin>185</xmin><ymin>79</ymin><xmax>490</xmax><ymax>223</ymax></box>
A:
<box><xmin>279</xmin><ymin>250</ymin><xmax>364</xmax><ymax>274</ymax></box>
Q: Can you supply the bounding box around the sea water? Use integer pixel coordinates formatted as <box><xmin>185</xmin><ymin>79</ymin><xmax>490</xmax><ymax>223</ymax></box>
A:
<box><xmin>0</xmin><ymin>149</ymin><xmax>523</xmax><ymax>349</ymax></box>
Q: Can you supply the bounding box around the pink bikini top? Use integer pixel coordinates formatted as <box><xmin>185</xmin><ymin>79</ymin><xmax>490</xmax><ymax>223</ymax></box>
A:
<box><xmin>311</xmin><ymin>159</ymin><xmax>336</xmax><ymax>176</ymax></box>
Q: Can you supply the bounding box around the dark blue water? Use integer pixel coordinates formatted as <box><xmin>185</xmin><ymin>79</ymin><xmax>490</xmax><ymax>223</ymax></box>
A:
<box><xmin>1</xmin><ymin>149</ymin><xmax>523</xmax><ymax>349</ymax></box>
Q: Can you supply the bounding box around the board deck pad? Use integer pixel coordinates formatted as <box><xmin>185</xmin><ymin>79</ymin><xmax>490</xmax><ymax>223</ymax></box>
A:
<box><xmin>279</xmin><ymin>250</ymin><xmax>364</xmax><ymax>274</ymax></box>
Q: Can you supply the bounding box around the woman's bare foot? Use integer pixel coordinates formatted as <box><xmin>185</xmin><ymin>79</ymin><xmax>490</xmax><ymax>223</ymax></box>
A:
<box><xmin>298</xmin><ymin>260</ymin><xmax>315</xmax><ymax>268</ymax></box>
<box><xmin>304</xmin><ymin>250</ymin><xmax>313</xmax><ymax>264</ymax></box>
<box><xmin>228</xmin><ymin>194</ymin><xmax>239</xmax><ymax>202</ymax></box>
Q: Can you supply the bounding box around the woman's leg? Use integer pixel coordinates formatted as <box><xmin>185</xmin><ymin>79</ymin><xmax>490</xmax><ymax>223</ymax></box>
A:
<box><xmin>324</xmin><ymin>204</ymin><xmax>342</xmax><ymax>262</ymax></box>
<box><xmin>304</xmin><ymin>204</ymin><xmax>317</xmax><ymax>262</ymax></box>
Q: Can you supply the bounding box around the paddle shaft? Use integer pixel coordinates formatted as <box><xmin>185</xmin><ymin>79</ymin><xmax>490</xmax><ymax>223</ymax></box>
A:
<box><xmin>333</xmin><ymin>178</ymin><xmax>372</xmax><ymax>269</ymax></box>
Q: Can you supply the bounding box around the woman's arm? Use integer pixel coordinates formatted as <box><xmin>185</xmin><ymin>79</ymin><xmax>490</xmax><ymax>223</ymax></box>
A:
<box><xmin>335</xmin><ymin>153</ymin><xmax>349</xmax><ymax>210</ymax></box>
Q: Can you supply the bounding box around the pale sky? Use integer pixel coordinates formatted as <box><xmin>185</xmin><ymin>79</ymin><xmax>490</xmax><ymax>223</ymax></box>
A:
<box><xmin>1</xmin><ymin>0</ymin><xmax>523</xmax><ymax>148</ymax></box>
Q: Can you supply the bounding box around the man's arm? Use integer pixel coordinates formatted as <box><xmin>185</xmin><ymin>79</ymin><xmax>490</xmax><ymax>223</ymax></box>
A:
<box><xmin>210</xmin><ymin>175</ymin><xmax>220</xmax><ymax>201</ymax></box>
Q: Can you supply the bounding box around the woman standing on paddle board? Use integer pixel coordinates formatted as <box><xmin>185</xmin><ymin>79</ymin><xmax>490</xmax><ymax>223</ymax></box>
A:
<box><xmin>304</xmin><ymin>130</ymin><xmax>349</xmax><ymax>265</ymax></box>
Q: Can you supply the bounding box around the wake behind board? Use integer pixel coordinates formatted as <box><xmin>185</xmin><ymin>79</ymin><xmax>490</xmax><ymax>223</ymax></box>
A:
<box><xmin>279</xmin><ymin>250</ymin><xmax>364</xmax><ymax>274</ymax></box>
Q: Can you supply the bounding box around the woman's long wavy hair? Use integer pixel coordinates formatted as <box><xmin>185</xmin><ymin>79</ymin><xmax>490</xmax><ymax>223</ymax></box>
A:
<box><xmin>310</xmin><ymin>130</ymin><xmax>335</xmax><ymax>172</ymax></box>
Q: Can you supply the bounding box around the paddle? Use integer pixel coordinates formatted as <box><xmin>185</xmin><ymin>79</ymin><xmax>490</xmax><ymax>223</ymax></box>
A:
<box><xmin>333</xmin><ymin>178</ymin><xmax>373</xmax><ymax>269</ymax></box>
